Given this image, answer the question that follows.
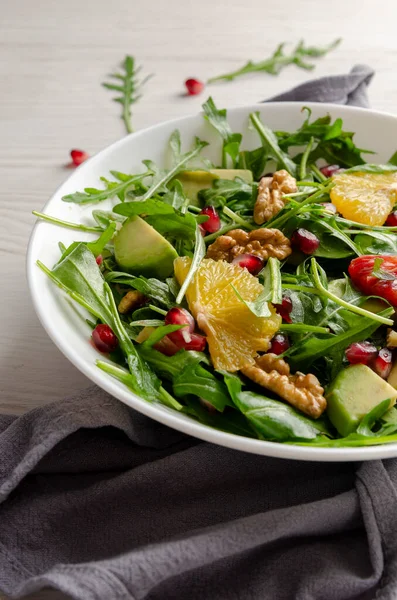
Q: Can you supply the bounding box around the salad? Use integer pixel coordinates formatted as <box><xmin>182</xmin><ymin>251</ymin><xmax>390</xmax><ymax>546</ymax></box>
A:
<box><xmin>35</xmin><ymin>98</ymin><xmax>397</xmax><ymax>448</ymax></box>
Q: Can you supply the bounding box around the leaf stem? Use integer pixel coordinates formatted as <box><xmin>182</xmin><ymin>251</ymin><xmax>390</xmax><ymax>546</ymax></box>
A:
<box><xmin>204</xmin><ymin>224</ymin><xmax>240</xmax><ymax>243</ymax></box>
<box><xmin>176</xmin><ymin>225</ymin><xmax>206</xmax><ymax>304</ymax></box>
<box><xmin>266</xmin><ymin>182</ymin><xmax>334</xmax><ymax>229</ymax></box>
<box><xmin>299</xmin><ymin>137</ymin><xmax>314</xmax><ymax>181</ymax></box>
<box><xmin>280</xmin><ymin>324</ymin><xmax>330</xmax><ymax>334</ymax></box>
<box><xmin>310</xmin><ymin>258</ymin><xmax>394</xmax><ymax>325</ymax></box>
<box><xmin>33</xmin><ymin>211</ymin><xmax>102</xmax><ymax>233</ymax></box>
<box><xmin>223</xmin><ymin>206</ymin><xmax>255</xmax><ymax>230</ymax></box>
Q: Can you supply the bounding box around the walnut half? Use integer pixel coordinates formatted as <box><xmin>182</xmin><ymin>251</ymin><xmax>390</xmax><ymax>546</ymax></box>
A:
<box><xmin>118</xmin><ymin>290</ymin><xmax>147</xmax><ymax>314</ymax></box>
<box><xmin>206</xmin><ymin>228</ymin><xmax>291</xmax><ymax>262</ymax></box>
<box><xmin>241</xmin><ymin>353</ymin><xmax>327</xmax><ymax>419</ymax></box>
<box><xmin>254</xmin><ymin>169</ymin><xmax>297</xmax><ymax>225</ymax></box>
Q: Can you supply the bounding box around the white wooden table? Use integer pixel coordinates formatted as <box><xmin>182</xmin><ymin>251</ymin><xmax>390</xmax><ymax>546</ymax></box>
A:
<box><xmin>1</xmin><ymin>0</ymin><xmax>397</xmax><ymax>597</ymax></box>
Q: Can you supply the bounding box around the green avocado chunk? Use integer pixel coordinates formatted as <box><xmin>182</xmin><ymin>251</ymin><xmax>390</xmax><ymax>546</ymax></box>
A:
<box><xmin>114</xmin><ymin>215</ymin><xmax>177</xmax><ymax>279</ymax></box>
<box><xmin>326</xmin><ymin>364</ymin><xmax>397</xmax><ymax>437</ymax></box>
<box><xmin>173</xmin><ymin>169</ymin><xmax>253</xmax><ymax>206</ymax></box>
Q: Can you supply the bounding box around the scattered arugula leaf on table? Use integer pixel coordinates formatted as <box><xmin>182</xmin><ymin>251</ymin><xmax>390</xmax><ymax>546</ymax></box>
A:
<box><xmin>103</xmin><ymin>55</ymin><xmax>152</xmax><ymax>134</ymax></box>
<box><xmin>208</xmin><ymin>39</ymin><xmax>341</xmax><ymax>83</ymax></box>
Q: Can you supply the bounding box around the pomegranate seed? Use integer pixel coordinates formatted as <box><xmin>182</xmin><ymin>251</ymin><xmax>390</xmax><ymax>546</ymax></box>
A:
<box><xmin>345</xmin><ymin>341</ymin><xmax>378</xmax><ymax>365</ymax></box>
<box><xmin>385</xmin><ymin>211</ymin><xmax>397</xmax><ymax>227</ymax></box>
<box><xmin>291</xmin><ymin>229</ymin><xmax>320</xmax><ymax>255</ymax></box>
<box><xmin>154</xmin><ymin>336</ymin><xmax>180</xmax><ymax>356</ymax></box>
<box><xmin>320</xmin><ymin>164</ymin><xmax>343</xmax><ymax>178</ymax></box>
<box><xmin>70</xmin><ymin>149</ymin><xmax>89</xmax><ymax>166</ymax></box>
<box><xmin>274</xmin><ymin>296</ymin><xmax>293</xmax><ymax>323</ymax></box>
<box><xmin>185</xmin><ymin>78</ymin><xmax>205</xmax><ymax>95</ymax></box>
<box><xmin>96</xmin><ymin>255</ymin><xmax>103</xmax><ymax>266</ymax></box>
<box><xmin>232</xmin><ymin>253</ymin><xmax>264</xmax><ymax>276</ymax></box>
<box><xmin>165</xmin><ymin>307</ymin><xmax>195</xmax><ymax>346</ymax></box>
<box><xmin>270</xmin><ymin>333</ymin><xmax>290</xmax><ymax>355</ymax></box>
<box><xmin>371</xmin><ymin>347</ymin><xmax>393</xmax><ymax>379</ymax></box>
<box><xmin>183</xmin><ymin>333</ymin><xmax>207</xmax><ymax>352</ymax></box>
<box><xmin>92</xmin><ymin>324</ymin><xmax>119</xmax><ymax>353</ymax></box>
<box><xmin>200</xmin><ymin>206</ymin><xmax>221</xmax><ymax>234</ymax></box>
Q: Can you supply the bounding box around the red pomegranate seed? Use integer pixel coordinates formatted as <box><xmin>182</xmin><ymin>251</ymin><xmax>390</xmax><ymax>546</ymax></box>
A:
<box><xmin>200</xmin><ymin>206</ymin><xmax>221</xmax><ymax>234</ymax></box>
<box><xmin>232</xmin><ymin>253</ymin><xmax>264</xmax><ymax>276</ymax></box>
<box><xmin>385</xmin><ymin>211</ymin><xmax>397</xmax><ymax>227</ymax></box>
<box><xmin>345</xmin><ymin>341</ymin><xmax>378</xmax><ymax>365</ymax></box>
<box><xmin>291</xmin><ymin>229</ymin><xmax>320</xmax><ymax>255</ymax></box>
<box><xmin>96</xmin><ymin>255</ymin><xmax>103</xmax><ymax>266</ymax></box>
<box><xmin>165</xmin><ymin>307</ymin><xmax>195</xmax><ymax>346</ymax></box>
<box><xmin>183</xmin><ymin>332</ymin><xmax>207</xmax><ymax>352</ymax></box>
<box><xmin>185</xmin><ymin>78</ymin><xmax>205</xmax><ymax>95</ymax></box>
<box><xmin>154</xmin><ymin>336</ymin><xmax>180</xmax><ymax>356</ymax></box>
<box><xmin>92</xmin><ymin>324</ymin><xmax>119</xmax><ymax>353</ymax></box>
<box><xmin>70</xmin><ymin>149</ymin><xmax>89</xmax><ymax>166</ymax></box>
<box><xmin>371</xmin><ymin>347</ymin><xmax>393</xmax><ymax>379</ymax></box>
<box><xmin>270</xmin><ymin>333</ymin><xmax>290</xmax><ymax>355</ymax></box>
<box><xmin>274</xmin><ymin>296</ymin><xmax>293</xmax><ymax>323</ymax></box>
<box><xmin>320</xmin><ymin>164</ymin><xmax>343</xmax><ymax>178</ymax></box>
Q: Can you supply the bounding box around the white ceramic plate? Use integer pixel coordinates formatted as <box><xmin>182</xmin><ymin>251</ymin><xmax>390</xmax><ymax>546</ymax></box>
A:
<box><xmin>27</xmin><ymin>102</ymin><xmax>397</xmax><ymax>461</ymax></box>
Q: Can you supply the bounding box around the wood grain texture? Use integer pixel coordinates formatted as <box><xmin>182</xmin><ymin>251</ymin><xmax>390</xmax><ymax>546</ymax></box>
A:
<box><xmin>1</xmin><ymin>0</ymin><xmax>397</xmax><ymax>597</ymax></box>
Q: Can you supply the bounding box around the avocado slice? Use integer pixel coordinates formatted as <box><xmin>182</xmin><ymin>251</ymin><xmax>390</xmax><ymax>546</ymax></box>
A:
<box><xmin>173</xmin><ymin>169</ymin><xmax>253</xmax><ymax>206</ymax></box>
<box><xmin>388</xmin><ymin>361</ymin><xmax>397</xmax><ymax>389</ymax></box>
<box><xmin>114</xmin><ymin>215</ymin><xmax>177</xmax><ymax>279</ymax></box>
<box><xmin>326</xmin><ymin>364</ymin><xmax>397</xmax><ymax>437</ymax></box>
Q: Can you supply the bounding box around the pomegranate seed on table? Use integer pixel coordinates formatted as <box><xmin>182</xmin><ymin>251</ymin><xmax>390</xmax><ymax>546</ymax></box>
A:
<box><xmin>92</xmin><ymin>324</ymin><xmax>119</xmax><ymax>353</ymax></box>
<box><xmin>70</xmin><ymin>149</ymin><xmax>89</xmax><ymax>166</ymax></box>
<box><xmin>372</xmin><ymin>348</ymin><xmax>393</xmax><ymax>379</ymax></box>
<box><xmin>385</xmin><ymin>211</ymin><xmax>397</xmax><ymax>226</ymax></box>
<box><xmin>96</xmin><ymin>255</ymin><xmax>103</xmax><ymax>266</ymax></box>
<box><xmin>320</xmin><ymin>164</ymin><xmax>343</xmax><ymax>178</ymax></box>
<box><xmin>274</xmin><ymin>296</ymin><xmax>293</xmax><ymax>323</ymax></box>
<box><xmin>165</xmin><ymin>307</ymin><xmax>195</xmax><ymax>346</ymax></box>
<box><xmin>232</xmin><ymin>253</ymin><xmax>264</xmax><ymax>276</ymax></box>
<box><xmin>199</xmin><ymin>206</ymin><xmax>221</xmax><ymax>234</ymax></box>
<box><xmin>185</xmin><ymin>78</ymin><xmax>205</xmax><ymax>95</ymax></box>
<box><xmin>345</xmin><ymin>341</ymin><xmax>378</xmax><ymax>365</ymax></box>
<box><xmin>269</xmin><ymin>333</ymin><xmax>290</xmax><ymax>355</ymax></box>
<box><xmin>291</xmin><ymin>228</ymin><xmax>320</xmax><ymax>255</ymax></box>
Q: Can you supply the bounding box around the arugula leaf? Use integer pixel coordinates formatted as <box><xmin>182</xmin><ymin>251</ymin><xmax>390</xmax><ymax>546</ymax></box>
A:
<box><xmin>233</xmin><ymin>258</ymin><xmax>282</xmax><ymax>318</ymax></box>
<box><xmin>162</xmin><ymin>180</ymin><xmax>188</xmax><ymax>211</ymax></box>
<box><xmin>102</xmin><ymin>55</ymin><xmax>152</xmax><ymax>134</ymax></box>
<box><xmin>287</xmin><ymin>307</ymin><xmax>394</xmax><ymax>372</ymax></box>
<box><xmin>277</xmin><ymin>108</ymin><xmax>373</xmax><ymax>168</ymax></box>
<box><xmin>176</xmin><ymin>225</ymin><xmax>206</xmax><ymax>304</ymax></box>
<box><xmin>113</xmin><ymin>197</ymin><xmax>197</xmax><ymax>241</ymax></box>
<box><xmin>105</xmin><ymin>271</ymin><xmax>175</xmax><ymax>308</ymax></box>
<box><xmin>237</xmin><ymin>147</ymin><xmax>268</xmax><ymax>180</ymax></box>
<box><xmin>62</xmin><ymin>172</ymin><xmax>149</xmax><ymax>204</ymax></box>
<box><xmin>37</xmin><ymin>244</ymin><xmax>162</xmax><ymax>402</ymax></box>
<box><xmin>356</xmin><ymin>399</ymin><xmax>391</xmax><ymax>436</ymax></box>
<box><xmin>92</xmin><ymin>210</ymin><xmax>125</xmax><ymax>230</ymax></box>
<box><xmin>202</xmin><ymin>98</ymin><xmax>242</xmax><ymax>168</ymax></box>
<box><xmin>173</xmin><ymin>362</ymin><xmax>233</xmax><ymax>411</ymax></box>
<box><xmin>139</xmin><ymin>136</ymin><xmax>209</xmax><ymax>201</ymax></box>
<box><xmin>354</xmin><ymin>231</ymin><xmax>397</xmax><ymax>255</ymax></box>
<box><xmin>372</xmin><ymin>257</ymin><xmax>396</xmax><ymax>281</ymax></box>
<box><xmin>250</xmin><ymin>112</ymin><xmax>297</xmax><ymax>176</ymax></box>
<box><xmin>208</xmin><ymin>39</ymin><xmax>341</xmax><ymax>83</ymax></box>
<box><xmin>183</xmin><ymin>398</ymin><xmax>256</xmax><ymax>438</ymax></box>
<box><xmin>388</xmin><ymin>151</ymin><xmax>397</xmax><ymax>166</ymax></box>
<box><xmin>199</xmin><ymin>177</ymin><xmax>255</xmax><ymax>212</ymax></box>
<box><xmin>224</xmin><ymin>372</ymin><xmax>328</xmax><ymax>441</ymax></box>
<box><xmin>32</xmin><ymin>211</ymin><xmax>102</xmax><ymax>233</ymax></box>
<box><xmin>86</xmin><ymin>223</ymin><xmax>117</xmax><ymax>257</ymax></box>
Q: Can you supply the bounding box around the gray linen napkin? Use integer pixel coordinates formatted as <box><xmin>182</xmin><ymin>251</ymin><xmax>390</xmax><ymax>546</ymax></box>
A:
<box><xmin>2</xmin><ymin>65</ymin><xmax>393</xmax><ymax>600</ymax></box>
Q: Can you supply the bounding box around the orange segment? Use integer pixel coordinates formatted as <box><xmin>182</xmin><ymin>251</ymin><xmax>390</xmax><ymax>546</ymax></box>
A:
<box><xmin>330</xmin><ymin>172</ymin><xmax>397</xmax><ymax>226</ymax></box>
<box><xmin>174</xmin><ymin>258</ymin><xmax>281</xmax><ymax>371</ymax></box>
